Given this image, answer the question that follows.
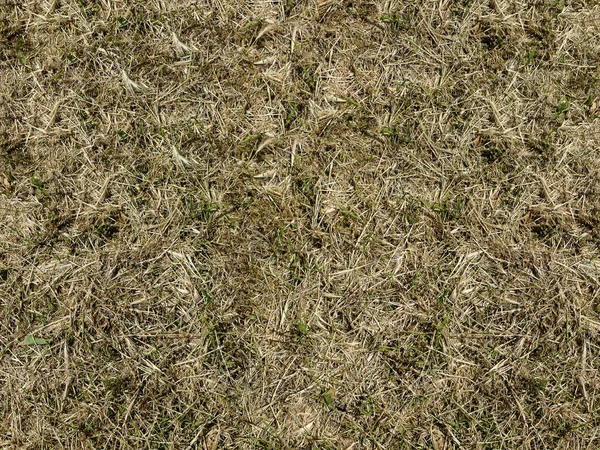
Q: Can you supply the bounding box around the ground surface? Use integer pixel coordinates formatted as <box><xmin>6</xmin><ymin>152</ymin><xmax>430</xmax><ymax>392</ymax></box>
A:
<box><xmin>1</xmin><ymin>0</ymin><xmax>600</xmax><ymax>448</ymax></box>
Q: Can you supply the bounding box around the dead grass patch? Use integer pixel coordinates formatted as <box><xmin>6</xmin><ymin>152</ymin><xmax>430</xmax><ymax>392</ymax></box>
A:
<box><xmin>1</xmin><ymin>0</ymin><xmax>600</xmax><ymax>448</ymax></box>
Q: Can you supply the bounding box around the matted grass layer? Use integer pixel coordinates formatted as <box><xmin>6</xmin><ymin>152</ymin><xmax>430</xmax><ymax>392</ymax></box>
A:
<box><xmin>1</xmin><ymin>0</ymin><xmax>600</xmax><ymax>448</ymax></box>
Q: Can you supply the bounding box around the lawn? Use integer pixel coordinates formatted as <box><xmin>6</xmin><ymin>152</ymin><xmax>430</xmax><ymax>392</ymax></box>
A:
<box><xmin>1</xmin><ymin>0</ymin><xmax>600</xmax><ymax>448</ymax></box>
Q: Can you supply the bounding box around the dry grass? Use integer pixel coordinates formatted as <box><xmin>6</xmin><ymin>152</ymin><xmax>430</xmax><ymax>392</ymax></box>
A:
<box><xmin>1</xmin><ymin>0</ymin><xmax>600</xmax><ymax>448</ymax></box>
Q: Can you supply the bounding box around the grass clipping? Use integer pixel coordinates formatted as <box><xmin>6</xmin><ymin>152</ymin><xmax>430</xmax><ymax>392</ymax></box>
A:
<box><xmin>1</xmin><ymin>0</ymin><xmax>600</xmax><ymax>448</ymax></box>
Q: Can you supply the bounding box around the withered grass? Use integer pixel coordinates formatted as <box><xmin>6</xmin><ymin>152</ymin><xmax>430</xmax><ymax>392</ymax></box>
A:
<box><xmin>1</xmin><ymin>0</ymin><xmax>600</xmax><ymax>448</ymax></box>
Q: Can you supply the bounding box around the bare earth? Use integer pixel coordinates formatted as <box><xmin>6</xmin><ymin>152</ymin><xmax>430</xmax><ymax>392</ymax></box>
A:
<box><xmin>1</xmin><ymin>0</ymin><xmax>600</xmax><ymax>448</ymax></box>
